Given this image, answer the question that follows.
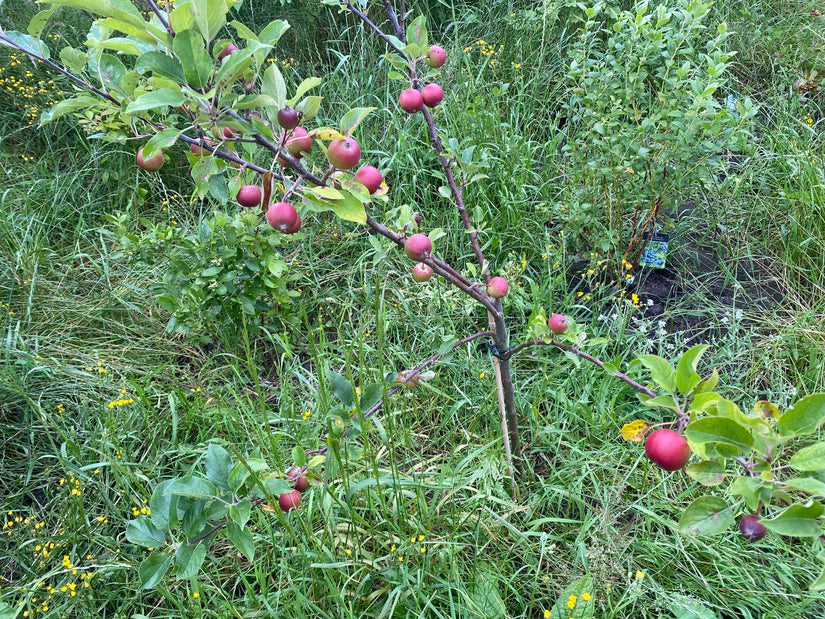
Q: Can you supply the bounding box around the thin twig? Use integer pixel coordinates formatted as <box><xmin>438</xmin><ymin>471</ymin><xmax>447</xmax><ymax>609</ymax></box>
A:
<box><xmin>144</xmin><ymin>0</ymin><xmax>175</xmax><ymax>39</ymax></box>
<box><xmin>345</xmin><ymin>2</ymin><xmax>407</xmax><ymax>56</ymax></box>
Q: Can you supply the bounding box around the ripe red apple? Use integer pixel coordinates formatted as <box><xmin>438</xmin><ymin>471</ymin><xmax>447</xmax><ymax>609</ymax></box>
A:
<box><xmin>218</xmin><ymin>43</ymin><xmax>238</xmax><ymax>60</ymax></box>
<box><xmin>353</xmin><ymin>165</ymin><xmax>382</xmax><ymax>194</ymax></box>
<box><xmin>548</xmin><ymin>313</ymin><xmax>568</xmax><ymax>334</ymax></box>
<box><xmin>288</xmin><ymin>467</ymin><xmax>310</xmax><ymax>493</ymax></box>
<box><xmin>399</xmin><ymin>88</ymin><xmax>424</xmax><ymax>113</ymax></box>
<box><xmin>137</xmin><ymin>148</ymin><xmax>164</xmax><ymax>172</ymax></box>
<box><xmin>327</xmin><ymin>137</ymin><xmax>361</xmax><ymax>170</ymax></box>
<box><xmin>266</xmin><ymin>202</ymin><xmax>300</xmax><ymax>233</ymax></box>
<box><xmin>421</xmin><ymin>83</ymin><xmax>444</xmax><ymax>107</ymax></box>
<box><xmin>644</xmin><ymin>429</ymin><xmax>690</xmax><ymax>471</ymax></box>
<box><xmin>404</xmin><ymin>234</ymin><xmax>432</xmax><ymax>260</ymax></box>
<box><xmin>396</xmin><ymin>374</ymin><xmax>419</xmax><ymax>389</ymax></box>
<box><xmin>426</xmin><ymin>45</ymin><xmax>446</xmax><ymax>68</ymax></box>
<box><xmin>236</xmin><ymin>184</ymin><xmax>262</xmax><ymax>207</ymax></box>
<box><xmin>487</xmin><ymin>276</ymin><xmax>508</xmax><ymax>298</ymax></box>
<box><xmin>283</xmin><ymin>211</ymin><xmax>301</xmax><ymax>234</ymax></box>
<box><xmin>277</xmin><ymin>153</ymin><xmax>301</xmax><ymax>169</ymax></box>
<box><xmin>738</xmin><ymin>514</ymin><xmax>767</xmax><ymax>542</ymax></box>
<box><xmin>286</xmin><ymin>127</ymin><xmax>312</xmax><ymax>156</ymax></box>
<box><xmin>222</xmin><ymin>127</ymin><xmax>237</xmax><ymax>139</ymax></box>
<box><xmin>278</xmin><ymin>489</ymin><xmax>302</xmax><ymax>512</ymax></box>
<box><xmin>277</xmin><ymin>107</ymin><xmax>299</xmax><ymax>130</ymax></box>
<box><xmin>190</xmin><ymin>141</ymin><xmax>213</xmax><ymax>156</ymax></box>
<box><xmin>412</xmin><ymin>262</ymin><xmax>433</xmax><ymax>282</ymax></box>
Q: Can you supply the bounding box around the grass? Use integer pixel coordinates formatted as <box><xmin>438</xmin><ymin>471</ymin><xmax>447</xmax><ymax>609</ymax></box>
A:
<box><xmin>2</xmin><ymin>0</ymin><xmax>825</xmax><ymax>617</ymax></box>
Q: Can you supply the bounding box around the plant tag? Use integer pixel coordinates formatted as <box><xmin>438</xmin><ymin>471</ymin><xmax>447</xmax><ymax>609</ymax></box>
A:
<box><xmin>638</xmin><ymin>232</ymin><xmax>669</xmax><ymax>268</ymax></box>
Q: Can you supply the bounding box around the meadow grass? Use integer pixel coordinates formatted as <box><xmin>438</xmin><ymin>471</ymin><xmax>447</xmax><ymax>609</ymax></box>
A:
<box><xmin>2</xmin><ymin>1</ymin><xmax>825</xmax><ymax>617</ymax></box>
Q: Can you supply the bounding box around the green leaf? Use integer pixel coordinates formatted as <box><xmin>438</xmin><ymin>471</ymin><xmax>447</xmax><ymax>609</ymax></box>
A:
<box><xmin>548</xmin><ymin>574</ymin><xmax>595</xmax><ymax>619</ymax></box>
<box><xmin>96</xmin><ymin>17</ymin><xmax>161</xmax><ymax>45</ymax></box>
<box><xmin>730</xmin><ymin>477</ymin><xmax>765</xmax><ymax>513</ymax></box>
<box><xmin>339</xmin><ymin>107</ymin><xmax>377</xmax><ymax>136</ymax></box>
<box><xmin>135</xmin><ymin>51</ymin><xmax>186</xmax><ymax>83</ymax></box>
<box><xmin>261</xmin><ymin>63</ymin><xmax>287</xmax><ymax>111</ymax></box>
<box><xmin>405</xmin><ymin>15</ymin><xmax>428</xmax><ymax>48</ymax></box>
<box><xmin>0</xmin><ymin>31</ymin><xmax>50</xmax><ymax>59</ymax></box>
<box><xmin>170</xmin><ymin>3</ymin><xmax>195</xmax><ymax>32</ymax></box>
<box><xmin>191</xmin><ymin>156</ymin><xmax>222</xmax><ymax>199</ymax></box>
<box><xmin>685</xmin><ymin>461</ymin><xmax>726</xmax><ymax>486</ymax></box>
<box><xmin>226</xmin><ymin>520</ymin><xmax>255</xmax><ymax>561</ymax></box>
<box><xmin>288</xmin><ymin>76</ymin><xmax>322</xmax><ymax>106</ymax></box>
<box><xmin>59</xmin><ymin>46</ymin><xmax>89</xmax><ymax>73</ymax></box>
<box><xmin>229</xmin><ymin>499</ymin><xmax>251</xmax><ymax>528</ymax></box>
<box><xmin>28</xmin><ymin>8</ymin><xmax>57</xmax><ymax>38</ymax></box>
<box><xmin>126</xmin><ymin>88</ymin><xmax>185</xmax><ymax>114</ymax></box>
<box><xmin>126</xmin><ymin>517</ymin><xmax>167</xmax><ymax>547</ymax></box>
<box><xmin>259</xmin><ymin>19</ymin><xmax>290</xmax><ymax>46</ymax></box>
<box><xmin>327</xmin><ymin>370</ymin><xmax>354</xmax><ymax>408</ymax></box>
<box><xmin>93</xmin><ymin>53</ymin><xmax>127</xmax><ymax>93</ymax></box>
<box><xmin>295</xmin><ymin>96</ymin><xmax>323</xmax><ymax>122</ymax></box>
<box><xmin>291</xmin><ymin>445</ymin><xmax>306</xmax><ymax>468</ymax></box>
<box><xmin>174</xmin><ymin>542</ymin><xmax>207</xmax><ymax>579</ymax></box>
<box><xmin>469</xmin><ymin>562</ymin><xmax>507</xmax><ymax>618</ymax></box>
<box><xmin>173</xmin><ymin>29</ymin><xmax>213</xmax><ymax>88</ymax></box>
<box><xmin>684</xmin><ymin>416</ymin><xmax>754</xmax><ymax>458</ymax></box>
<box><xmin>778</xmin><ymin>393</ymin><xmax>825</xmax><ymax>437</ymax></box>
<box><xmin>231</xmin><ymin>20</ymin><xmax>259</xmax><ymax>43</ymax></box>
<box><xmin>785</xmin><ymin>477</ymin><xmax>825</xmax><ymax>498</ymax></box>
<box><xmin>811</xmin><ymin>561</ymin><xmax>825</xmax><ymax>591</ymax></box>
<box><xmin>204</xmin><ymin>443</ymin><xmax>233</xmax><ymax>490</ymax></box>
<box><xmin>790</xmin><ymin>442</ymin><xmax>825</xmax><ymax>472</ymax></box>
<box><xmin>329</xmin><ymin>190</ymin><xmax>367</xmax><ymax>224</ymax></box>
<box><xmin>166</xmin><ymin>475</ymin><xmax>219</xmax><ymax>498</ymax></box>
<box><xmin>670</xmin><ymin>594</ymin><xmax>720</xmax><ymax>619</ymax></box>
<box><xmin>138</xmin><ymin>553</ymin><xmax>172</xmax><ymax>589</ymax></box>
<box><xmin>149</xmin><ymin>479</ymin><xmax>178</xmax><ymax>530</ymax></box>
<box><xmin>677</xmin><ymin>496</ymin><xmax>734</xmax><ymax>535</ymax></box>
<box><xmin>637</xmin><ymin>354</ymin><xmax>677</xmax><ymax>393</ymax></box>
<box><xmin>190</xmin><ymin>0</ymin><xmax>228</xmax><ymax>42</ymax></box>
<box><xmin>40</xmin><ymin>94</ymin><xmax>100</xmax><ymax>125</ymax></box>
<box><xmin>359</xmin><ymin>383</ymin><xmax>383</xmax><ymax>412</ymax></box>
<box><xmin>42</xmin><ymin>0</ymin><xmax>144</xmax><ymax>27</ymax></box>
<box><xmin>676</xmin><ymin>344</ymin><xmax>710</xmax><ymax>394</ymax></box>
<box><xmin>761</xmin><ymin>501</ymin><xmax>824</xmax><ymax>537</ymax></box>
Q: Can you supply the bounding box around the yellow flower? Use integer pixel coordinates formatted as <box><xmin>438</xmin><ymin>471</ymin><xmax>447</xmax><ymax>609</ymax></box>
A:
<box><xmin>636</xmin><ymin>570</ymin><xmax>645</xmax><ymax>580</ymax></box>
<box><xmin>582</xmin><ymin>592</ymin><xmax>591</xmax><ymax>601</ymax></box>
<box><xmin>544</xmin><ymin>611</ymin><xmax>551</xmax><ymax>618</ymax></box>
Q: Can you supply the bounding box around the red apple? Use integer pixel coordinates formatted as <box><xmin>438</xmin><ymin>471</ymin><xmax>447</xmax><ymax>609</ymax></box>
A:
<box><xmin>286</xmin><ymin>127</ymin><xmax>312</xmax><ymax>156</ymax></box>
<box><xmin>137</xmin><ymin>148</ymin><xmax>164</xmax><ymax>172</ymax></box>
<box><xmin>426</xmin><ymin>45</ymin><xmax>446</xmax><ymax>68</ymax></box>
<box><xmin>222</xmin><ymin>127</ymin><xmax>237</xmax><ymax>139</ymax></box>
<box><xmin>288</xmin><ymin>467</ymin><xmax>310</xmax><ymax>493</ymax></box>
<box><xmin>413</xmin><ymin>262</ymin><xmax>433</xmax><ymax>282</ymax></box>
<box><xmin>396</xmin><ymin>374</ymin><xmax>419</xmax><ymax>389</ymax></box>
<box><xmin>738</xmin><ymin>515</ymin><xmax>767</xmax><ymax>542</ymax></box>
<box><xmin>487</xmin><ymin>276</ymin><xmax>508</xmax><ymax>298</ymax></box>
<box><xmin>218</xmin><ymin>43</ymin><xmax>238</xmax><ymax>60</ymax></box>
<box><xmin>236</xmin><ymin>184</ymin><xmax>262</xmax><ymax>207</ymax></box>
<box><xmin>421</xmin><ymin>83</ymin><xmax>444</xmax><ymax>107</ymax></box>
<box><xmin>399</xmin><ymin>88</ymin><xmax>424</xmax><ymax>113</ymax></box>
<box><xmin>327</xmin><ymin>137</ymin><xmax>361</xmax><ymax>170</ymax></box>
<box><xmin>404</xmin><ymin>234</ymin><xmax>432</xmax><ymax>260</ymax></box>
<box><xmin>645</xmin><ymin>429</ymin><xmax>690</xmax><ymax>471</ymax></box>
<box><xmin>278</xmin><ymin>490</ymin><xmax>302</xmax><ymax>512</ymax></box>
<box><xmin>266</xmin><ymin>202</ymin><xmax>300</xmax><ymax>233</ymax></box>
<box><xmin>353</xmin><ymin>165</ymin><xmax>382</xmax><ymax>194</ymax></box>
<box><xmin>190</xmin><ymin>141</ymin><xmax>213</xmax><ymax>156</ymax></box>
<box><xmin>548</xmin><ymin>313</ymin><xmax>568</xmax><ymax>334</ymax></box>
<box><xmin>277</xmin><ymin>107</ymin><xmax>299</xmax><ymax>130</ymax></box>
<box><xmin>283</xmin><ymin>211</ymin><xmax>301</xmax><ymax>234</ymax></box>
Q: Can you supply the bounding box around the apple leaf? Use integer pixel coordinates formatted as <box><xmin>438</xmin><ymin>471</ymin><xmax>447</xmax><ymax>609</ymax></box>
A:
<box><xmin>138</xmin><ymin>553</ymin><xmax>172</xmax><ymax>589</ymax></box>
<box><xmin>189</xmin><ymin>0</ymin><xmax>228</xmax><ymax>43</ymax></box>
<box><xmin>684</xmin><ymin>416</ymin><xmax>753</xmax><ymax>458</ymax></box>
<box><xmin>135</xmin><ymin>51</ymin><xmax>186</xmax><ymax>82</ymax></box>
<box><xmin>685</xmin><ymin>461</ymin><xmax>726</xmax><ymax>486</ymax></box>
<box><xmin>677</xmin><ymin>495</ymin><xmax>734</xmax><ymax>535</ymax></box>
<box><xmin>329</xmin><ymin>190</ymin><xmax>367</xmax><ymax>225</ymax></box>
<box><xmin>810</xmin><ymin>560</ymin><xmax>825</xmax><ymax>591</ymax></box>
<box><xmin>778</xmin><ymin>393</ymin><xmax>825</xmax><ymax>437</ymax></box>
<box><xmin>39</xmin><ymin>94</ymin><xmax>101</xmax><ymax>126</ymax></box>
<box><xmin>166</xmin><ymin>475</ymin><xmax>219</xmax><ymax>499</ymax></box>
<box><xmin>785</xmin><ymin>477</ymin><xmax>825</xmax><ymax>497</ymax></box>
<box><xmin>338</xmin><ymin>106</ymin><xmax>377</xmax><ymax>136</ymax></box>
<box><xmin>327</xmin><ymin>370</ymin><xmax>355</xmax><ymax>408</ymax></box>
<box><xmin>226</xmin><ymin>520</ymin><xmax>255</xmax><ymax>560</ymax></box>
<box><xmin>27</xmin><ymin>8</ymin><xmax>56</xmax><ymax>39</ymax></box>
<box><xmin>295</xmin><ymin>96</ymin><xmax>323</xmax><ymax>123</ymax></box>
<box><xmin>0</xmin><ymin>30</ymin><xmax>50</xmax><ymax>59</ymax></box>
<box><xmin>754</xmin><ymin>400</ymin><xmax>780</xmax><ymax>419</ymax></box>
<box><xmin>229</xmin><ymin>499</ymin><xmax>251</xmax><ymax>528</ymax></box>
<box><xmin>309</xmin><ymin>127</ymin><xmax>346</xmax><ymax>141</ymax></box>
<box><xmin>126</xmin><ymin>88</ymin><xmax>185</xmax><ymax>114</ymax></box>
<box><xmin>670</xmin><ymin>594</ymin><xmax>720</xmax><ymax>619</ymax></box>
<box><xmin>637</xmin><ymin>354</ymin><xmax>677</xmax><ymax>394</ymax></box>
<box><xmin>620</xmin><ymin>419</ymin><xmax>649</xmax><ymax>442</ymax></box>
<box><xmin>287</xmin><ymin>76</ymin><xmax>322</xmax><ymax>106</ymax></box>
<box><xmin>59</xmin><ymin>46</ymin><xmax>89</xmax><ymax>74</ymax></box>
<box><xmin>96</xmin><ymin>17</ymin><xmax>162</xmax><ymax>45</ymax></box>
<box><xmin>173</xmin><ymin>29</ymin><xmax>212</xmax><ymax>89</ymax></box>
<box><xmin>676</xmin><ymin>344</ymin><xmax>710</xmax><ymax>394</ymax></box>
<box><xmin>761</xmin><ymin>501</ymin><xmax>824</xmax><ymax>537</ymax></box>
<box><xmin>174</xmin><ymin>542</ymin><xmax>207</xmax><ymax>579</ymax></box>
<box><xmin>729</xmin><ymin>476</ymin><xmax>766</xmax><ymax>513</ymax></box>
<box><xmin>126</xmin><ymin>516</ymin><xmax>167</xmax><ymax>547</ymax></box>
<box><xmin>259</xmin><ymin>19</ymin><xmax>290</xmax><ymax>47</ymax></box>
<box><xmin>170</xmin><ymin>3</ymin><xmax>195</xmax><ymax>32</ymax></box>
<box><xmin>291</xmin><ymin>445</ymin><xmax>306</xmax><ymax>468</ymax></box>
<box><xmin>262</xmin><ymin>63</ymin><xmax>287</xmax><ymax>110</ymax></box>
<box><xmin>231</xmin><ymin>20</ymin><xmax>260</xmax><ymax>43</ymax></box>
<box><xmin>406</xmin><ymin>15</ymin><xmax>428</xmax><ymax>48</ymax></box>
<box><xmin>790</xmin><ymin>442</ymin><xmax>825</xmax><ymax>472</ymax></box>
<box><xmin>204</xmin><ymin>443</ymin><xmax>233</xmax><ymax>490</ymax></box>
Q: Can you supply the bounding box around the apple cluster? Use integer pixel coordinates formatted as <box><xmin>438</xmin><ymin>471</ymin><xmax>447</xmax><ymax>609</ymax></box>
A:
<box><xmin>399</xmin><ymin>45</ymin><xmax>447</xmax><ymax>114</ymax></box>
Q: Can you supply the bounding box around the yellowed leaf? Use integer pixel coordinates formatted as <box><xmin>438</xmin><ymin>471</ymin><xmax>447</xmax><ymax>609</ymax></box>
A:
<box><xmin>620</xmin><ymin>419</ymin><xmax>650</xmax><ymax>442</ymax></box>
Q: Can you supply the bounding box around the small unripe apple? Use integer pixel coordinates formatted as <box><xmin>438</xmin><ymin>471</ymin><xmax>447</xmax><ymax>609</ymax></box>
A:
<box><xmin>286</xmin><ymin>127</ymin><xmax>312</xmax><ymax>156</ymax></box>
<box><xmin>426</xmin><ymin>45</ymin><xmax>446</xmax><ymax>68</ymax></box>
<box><xmin>267</xmin><ymin>202</ymin><xmax>300</xmax><ymax>233</ymax></box>
<box><xmin>277</xmin><ymin>107</ymin><xmax>299</xmax><ymax>130</ymax></box>
<box><xmin>218</xmin><ymin>43</ymin><xmax>238</xmax><ymax>60</ymax></box>
<box><xmin>738</xmin><ymin>514</ymin><xmax>767</xmax><ymax>542</ymax></box>
<box><xmin>548</xmin><ymin>313</ymin><xmax>568</xmax><ymax>334</ymax></box>
<box><xmin>421</xmin><ymin>83</ymin><xmax>444</xmax><ymax>108</ymax></box>
<box><xmin>327</xmin><ymin>137</ymin><xmax>361</xmax><ymax>170</ymax></box>
<box><xmin>412</xmin><ymin>262</ymin><xmax>433</xmax><ymax>282</ymax></box>
<box><xmin>137</xmin><ymin>148</ymin><xmax>164</xmax><ymax>172</ymax></box>
<box><xmin>236</xmin><ymin>184</ymin><xmax>262</xmax><ymax>207</ymax></box>
<box><xmin>487</xmin><ymin>276</ymin><xmax>508</xmax><ymax>298</ymax></box>
<box><xmin>399</xmin><ymin>88</ymin><xmax>424</xmax><ymax>113</ymax></box>
<box><xmin>288</xmin><ymin>467</ymin><xmax>310</xmax><ymax>492</ymax></box>
<box><xmin>404</xmin><ymin>233</ymin><xmax>432</xmax><ymax>260</ymax></box>
<box><xmin>353</xmin><ymin>165</ymin><xmax>382</xmax><ymax>194</ymax></box>
<box><xmin>278</xmin><ymin>489</ymin><xmax>302</xmax><ymax>512</ymax></box>
<box><xmin>645</xmin><ymin>429</ymin><xmax>690</xmax><ymax>471</ymax></box>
